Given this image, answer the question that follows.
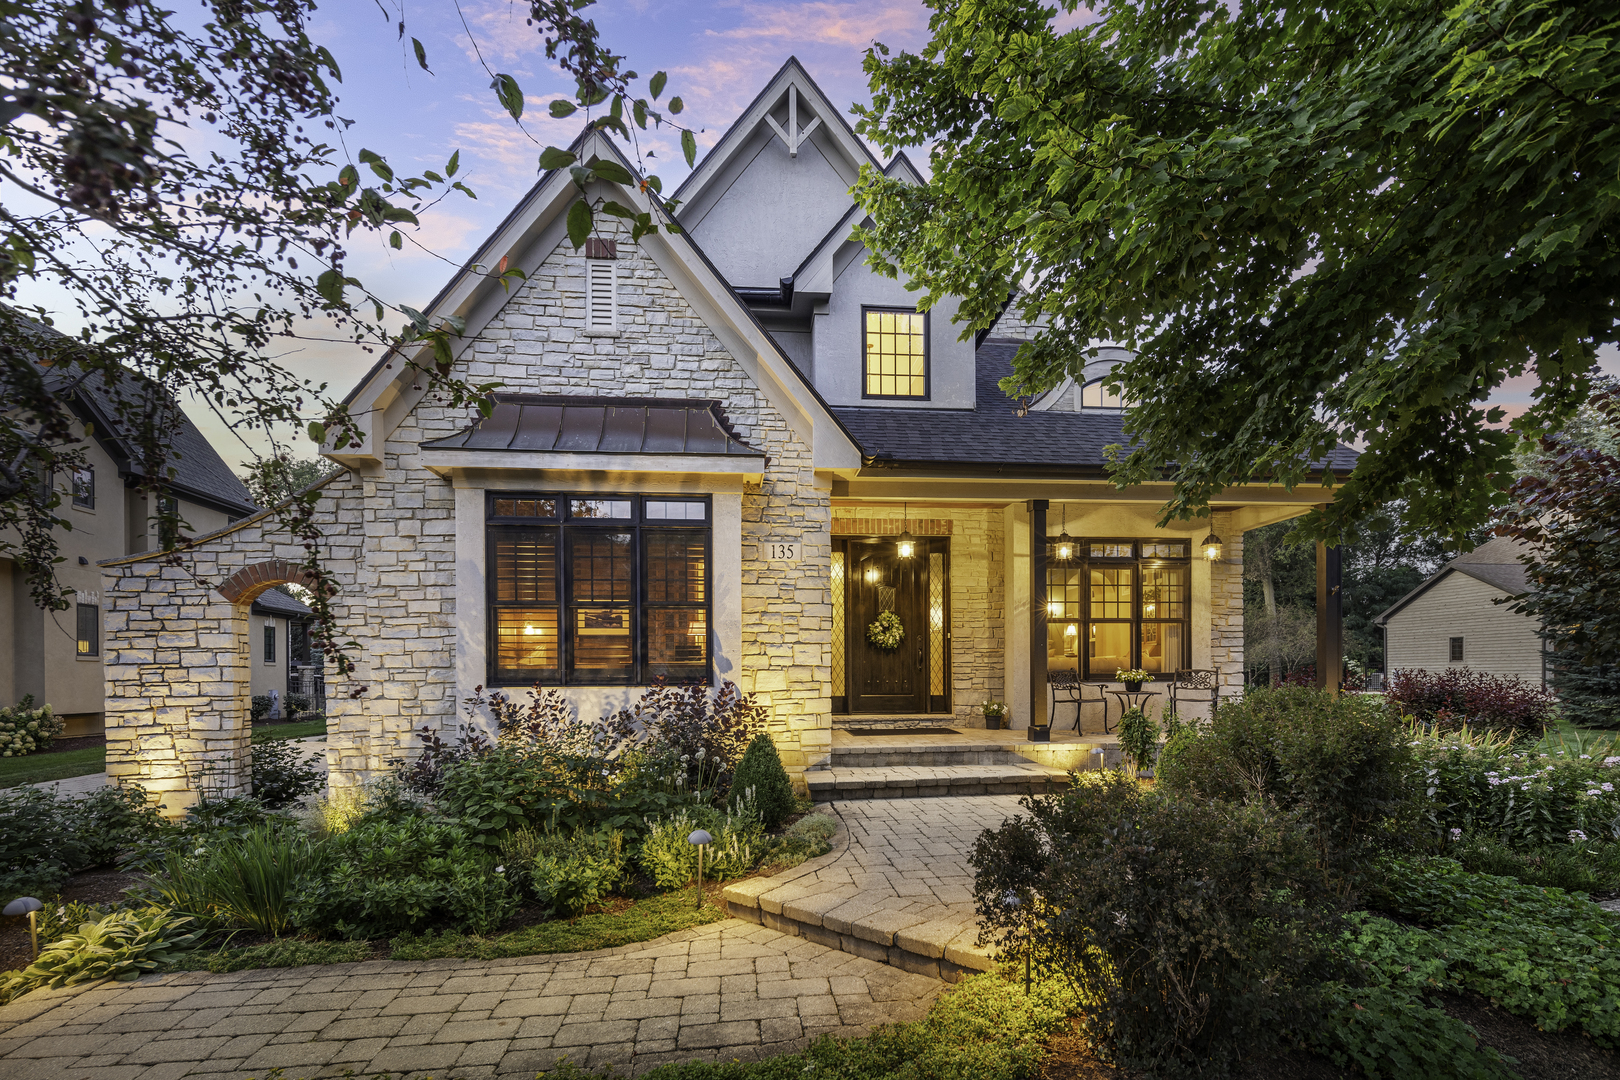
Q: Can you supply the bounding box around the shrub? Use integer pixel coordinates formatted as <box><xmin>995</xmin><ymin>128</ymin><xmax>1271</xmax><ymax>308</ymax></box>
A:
<box><xmin>730</xmin><ymin>734</ymin><xmax>795</xmax><ymax>828</ymax></box>
<box><xmin>250</xmin><ymin>737</ymin><xmax>324</xmax><ymax>809</ymax></box>
<box><xmin>603</xmin><ymin>679</ymin><xmax>767</xmax><ymax>794</ymax></box>
<box><xmin>0</xmin><ymin>908</ymin><xmax>202</xmax><ymax>1003</ymax></box>
<box><xmin>138</xmin><ymin>823</ymin><xmax>318</xmax><ymax>934</ymax></box>
<box><xmin>1116</xmin><ymin>707</ymin><xmax>1157</xmax><ymax>777</ymax></box>
<box><xmin>1157</xmin><ymin>685</ymin><xmax>1412</xmax><ymax>877</ymax></box>
<box><xmin>0</xmin><ymin>783</ymin><xmax>165</xmax><ymax>898</ymax></box>
<box><xmin>290</xmin><ymin>818</ymin><xmax>516</xmax><ymax>939</ymax></box>
<box><xmin>639</xmin><ymin>799</ymin><xmax>765</xmax><ymax>890</ymax></box>
<box><xmin>1386</xmin><ymin>666</ymin><xmax>1556</xmax><ymax>736</ymax></box>
<box><xmin>760</xmin><ymin>810</ymin><xmax>837</xmax><ymax>871</ymax></box>
<box><xmin>0</xmin><ymin>696</ymin><xmax>63</xmax><ymax>757</ymax></box>
<box><xmin>250</xmin><ymin>694</ymin><xmax>272</xmax><ymax>722</ymax></box>
<box><xmin>971</xmin><ymin>773</ymin><xmax>1337</xmax><ymax>1076</ymax></box>
<box><xmin>1411</xmin><ymin>727</ymin><xmax>1620</xmax><ymax>848</ymax></box>
<box><xmin>528</xmin><ymin>828</ymin><xmax>627</xmax><ymax>919</ymax></box>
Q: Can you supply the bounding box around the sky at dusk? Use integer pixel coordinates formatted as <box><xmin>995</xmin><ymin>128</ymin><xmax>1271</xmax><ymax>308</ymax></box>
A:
<box><xmin>20</xmin><ymin>0</ymin><xmax>1610</xmax><ymax>467</ymax></box>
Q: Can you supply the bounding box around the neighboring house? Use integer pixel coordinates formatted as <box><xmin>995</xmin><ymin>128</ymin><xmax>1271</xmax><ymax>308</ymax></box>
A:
<box><xmin>1376</xmin><ymin>537</ymin><xmax>1544</xmax><ymax>684</ymax></box>
<box><xmin>100</xmin><ymin>58</ymin><xmax>1356</xmax><ymax>805</ymax></box>
<box><xmin>0</xmin><ymin>324</ymin><xmax>259</xmax><ymax>734</ymax></box>
<box><xmin>248</xmin><ymin>587</ymin><xmax>315</xmax><ymax>710</ymax></box>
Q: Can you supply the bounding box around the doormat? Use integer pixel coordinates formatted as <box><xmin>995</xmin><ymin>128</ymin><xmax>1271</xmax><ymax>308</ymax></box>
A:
<box><xmin>844</xmin><ymin>727</ymin><xmax>962</xmax><ymax>737</ymax></box>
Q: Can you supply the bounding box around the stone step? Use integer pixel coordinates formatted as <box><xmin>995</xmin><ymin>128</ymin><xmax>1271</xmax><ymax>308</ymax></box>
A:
<box><xmin>806</xmin><ymin>763</ymin><xmax>1074</xmax><ymax>801</ymax></box>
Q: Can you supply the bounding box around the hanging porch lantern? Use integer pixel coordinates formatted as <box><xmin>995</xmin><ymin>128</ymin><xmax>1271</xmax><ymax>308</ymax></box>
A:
<box><xmin>1202</xmin><ymin>532</ymin><xmax>1224</xmax><ymax>561</ymax></box>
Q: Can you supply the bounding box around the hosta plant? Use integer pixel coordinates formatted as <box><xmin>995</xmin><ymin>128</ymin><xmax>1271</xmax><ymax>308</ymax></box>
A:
<box><xmin>0</xmin><ymin>909</ymin><xmax>202</xmax><ymax>1003</ymax></box>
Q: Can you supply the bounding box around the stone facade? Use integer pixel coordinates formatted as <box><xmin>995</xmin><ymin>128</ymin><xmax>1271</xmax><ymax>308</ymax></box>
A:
<box><xmin>102</xmin><ymin>216</ymin><xmax>832</xmax><ymax>809</ymax></box>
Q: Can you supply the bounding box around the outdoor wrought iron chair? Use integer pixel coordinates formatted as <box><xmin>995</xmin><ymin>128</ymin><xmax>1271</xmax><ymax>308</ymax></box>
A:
<box><xmin>1168</xmin><ymin>669</ymin><xmax>1219</xmax><ymax>716</ymax></box>
<box><xmin>1048</xmin><ymin>670</ymin><xmax>1112</xmax><ymax>733</ymax></box>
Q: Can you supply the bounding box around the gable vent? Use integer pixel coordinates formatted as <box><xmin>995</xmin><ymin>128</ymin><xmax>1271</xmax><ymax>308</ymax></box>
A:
<box><xmin>586</xmin><ymin>260</ymin><xmax>617</xmax><ymax>331</ymax></box>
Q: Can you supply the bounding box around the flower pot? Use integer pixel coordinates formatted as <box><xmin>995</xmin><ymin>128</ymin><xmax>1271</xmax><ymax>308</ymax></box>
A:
<box><xmin>984</xmin><ymin>716</ymin><xmax>1003</xmax><ymax>730</ymax></box>
<box><xmin>1124</xmin><ymin>681</ymin><xmax>1143</xmax><ymax>693</ymax></box>
<box><xmin>1027</xmin><ymin>724</ymin><xmax>1051</xmax><ymax>743</ymax></box>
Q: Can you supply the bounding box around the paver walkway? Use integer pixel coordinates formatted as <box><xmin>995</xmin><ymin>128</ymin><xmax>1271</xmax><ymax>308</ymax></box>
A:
<box><xmin>0</xmin><ymin>919</ymin><xmax>944</xmax><ymax>1080</ymax></box>
<box><xmin>725</xmin><ymin>795</ymin><xmax>1027</xmax><ymax>980</ymax></box>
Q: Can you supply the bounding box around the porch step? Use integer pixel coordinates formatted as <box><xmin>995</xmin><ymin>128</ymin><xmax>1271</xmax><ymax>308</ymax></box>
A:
<box><xmin>806</xmin><ymin>763</ymin><xmax>1073</xmax><ymax>802</ymax></box>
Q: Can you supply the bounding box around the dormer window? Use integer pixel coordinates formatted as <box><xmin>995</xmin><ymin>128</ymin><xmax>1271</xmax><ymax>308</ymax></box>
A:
<box><xmin>1081</xmin><ymin>377</ymin><xmax>1127</xmax><ymax>410</ymax></box>
<box><xmin>863</xmin><ymin>307</ymin><xmax>928</xmax><ymax>399</ymax></box>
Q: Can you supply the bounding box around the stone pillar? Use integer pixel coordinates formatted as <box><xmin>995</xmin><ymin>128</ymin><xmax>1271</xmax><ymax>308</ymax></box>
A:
<box><xmin>1027</xmin><ymin>500</ymin><xmax>1048</xmax><ymax>731</ymax></box>
<box><xmin>1207</xmin><ymin>510</ymin><xmax>1246</xmax><ymax>698</ymax></box>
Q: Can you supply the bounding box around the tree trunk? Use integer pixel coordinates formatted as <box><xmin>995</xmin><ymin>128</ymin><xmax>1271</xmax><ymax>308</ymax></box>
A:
<box><xmin>1262</xmin><ymin>574</ymin><xmax>1282</xmax><ymax>686</ymax></box>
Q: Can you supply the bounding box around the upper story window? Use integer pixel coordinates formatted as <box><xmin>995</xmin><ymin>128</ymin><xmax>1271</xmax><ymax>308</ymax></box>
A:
<box><xmin>71</xmin><ymin>465</ymin><xmax>94</xmax><ymax>508</ymax></box>
<box><xmin>487</xmin><ymin>493</ymin><xmax>711</xmax><ymax>686</ymax></box>
<box><xmin>76</xmin><ymin>603</ymin><xmax>99</xmax><ymax>656</ymax></box>
<box><xmin>1045</xmin><ymin>538</ymin><xmax>1190</xmax><ymax>680</ymax></box>
<box><xmin>863</xmin><ymin>307</ymin><xmax>928</xmax><ymax>399</ymax></box>
<box><xmin>1080</xmin><ymin>377</ymin><xmax>1127</xmax><ymax>410</ymax></box>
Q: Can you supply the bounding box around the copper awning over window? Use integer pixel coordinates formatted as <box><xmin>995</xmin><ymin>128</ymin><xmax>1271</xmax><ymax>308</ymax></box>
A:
<box><xmin>422</xmin><ymin>394</ymin><xmax>764</xmax><ymax>457</ymax></box>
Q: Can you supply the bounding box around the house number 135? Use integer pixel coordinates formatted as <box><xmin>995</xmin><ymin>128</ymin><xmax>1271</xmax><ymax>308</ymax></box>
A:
<box><xmin>766</xmin><ymin>543</ymin><xmax>799</xmax><ymax>562</ymax></box>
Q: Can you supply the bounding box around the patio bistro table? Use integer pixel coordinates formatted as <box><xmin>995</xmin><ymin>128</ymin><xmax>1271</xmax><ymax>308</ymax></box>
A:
<box><xmin>1106</xmin><ymin>689</ymin><xmax>1161</xmax><ymax>721</ymax></box>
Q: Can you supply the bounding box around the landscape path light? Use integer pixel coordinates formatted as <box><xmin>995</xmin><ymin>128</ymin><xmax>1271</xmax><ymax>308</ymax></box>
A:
<box><xmin>5</xmin><ymin>896</ymin><xmax>43</xmax><ymax>958</ymax></box>
<box><xmin>1002</xmin><ymin>890</ymin><xmax>1032</xmax><ymax>993</ymax></box>
<box><xmin>689</xmin><ymin>829</ymin><xmax>713</xmax><ymax>910</ymax></box>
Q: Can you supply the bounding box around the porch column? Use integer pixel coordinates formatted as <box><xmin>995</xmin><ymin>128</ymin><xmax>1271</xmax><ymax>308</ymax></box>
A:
<box><xmin>1029</xmin><ymin>500</ymin><xmax>1049</xmax><ymax>728</ymax></box>
<box><xmin>1315</xmin><ymin>530</ymin><xmax>1342</xmax><ymax>695</ymax></box>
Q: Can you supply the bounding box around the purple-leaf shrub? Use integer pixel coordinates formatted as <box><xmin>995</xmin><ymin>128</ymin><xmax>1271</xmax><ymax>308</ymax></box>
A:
<box><xmin>1386</xmin><ymin>667</ymin><xmax>1556</xmax><ymax>736</ymax></box>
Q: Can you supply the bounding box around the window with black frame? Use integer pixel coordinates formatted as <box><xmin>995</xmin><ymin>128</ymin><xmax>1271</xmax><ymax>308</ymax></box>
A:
<box><xmin>1046</xmin><ymin>538</ymin><xmax>1190</xmax><ymax>679</ymax></box>
<box><xmin>487</xmin><ymin>494</ymin><xmax>711</xmax><ymax>685</ymax></box>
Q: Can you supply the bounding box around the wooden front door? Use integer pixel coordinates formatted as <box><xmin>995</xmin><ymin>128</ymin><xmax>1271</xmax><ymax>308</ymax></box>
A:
<box><xmin>845</xmin><ymin>539</ymin><xmax>933</xmax><ymax>713</ymax></box>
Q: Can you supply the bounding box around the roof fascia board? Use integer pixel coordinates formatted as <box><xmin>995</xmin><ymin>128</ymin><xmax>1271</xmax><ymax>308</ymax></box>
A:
<box><xmin>672</xmin><ymin>56</ymin><xmax>878</xmax><ymax>218</ymax></box>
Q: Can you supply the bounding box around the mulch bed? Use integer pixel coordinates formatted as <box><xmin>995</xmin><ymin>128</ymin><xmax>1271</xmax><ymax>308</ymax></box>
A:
<box><xmin>1036</xmin><ymin>997</ymin><xmax>1620</xmax><ymax>1080</ymax></box>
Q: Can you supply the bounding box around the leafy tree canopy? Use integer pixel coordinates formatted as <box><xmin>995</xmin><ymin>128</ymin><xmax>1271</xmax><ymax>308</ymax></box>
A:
<box><xmin>242</xmin><ymin>451</ymin><xmax>330</xmax><ymax>508</ymax></box>
<box><xmin>852</xmin><ymin>0</ymin><xmax>1619</xmax><ymax>545</ymax></box>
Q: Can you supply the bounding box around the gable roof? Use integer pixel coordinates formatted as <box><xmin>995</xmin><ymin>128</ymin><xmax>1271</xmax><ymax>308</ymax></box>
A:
<box><xmin>14</xmin><ymin>315</ymin><xmax>257</xmax><ymax>515</ymax></box>
<box><xmin>251</xmin><ymin>586</ymin><xmax>313</xmax><ymax>619</ymax></box>
<box><xmin>333</xmin><ymin>128</ymin><xmax>863</xmax><ymax>473</ymax></box>
<box><xmin>1375</xmin><ymin>537</ymin><xmax>1532</xmax><ymax>626</ymax></box>
<box><xmin>671</xmin><ymin>56</ymin><xmax>880</xmax><ymax>210</ymax></box>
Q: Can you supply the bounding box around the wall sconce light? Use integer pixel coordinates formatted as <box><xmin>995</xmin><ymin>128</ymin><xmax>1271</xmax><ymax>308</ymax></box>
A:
<box><xmin>865</xmin><ymin>565</ymin><xmax>882</xmax><ymax>586</ymax></box>
<box><xmin>1202</xmin><ymin>533</ymin><xmax>1223</xmax><ymax>561</ymax></box>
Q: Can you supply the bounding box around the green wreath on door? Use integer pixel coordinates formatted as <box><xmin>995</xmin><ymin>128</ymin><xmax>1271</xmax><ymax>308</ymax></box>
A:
<box><xmin>867</xmin><ymin>610</ymin><xmax>905</xmax><ymax>650</ymax></box>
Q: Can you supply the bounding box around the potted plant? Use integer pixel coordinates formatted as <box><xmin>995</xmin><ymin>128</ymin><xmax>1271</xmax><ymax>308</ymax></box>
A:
<box><xmin>1116</xmin><ymin>668</ymin><xmax>1152</xmax><ymax>693</ymax></box>
<box><xmin>982</xmin><ymin>700</ymin><xmax>1008</xmax><ymax>730</ymax></box>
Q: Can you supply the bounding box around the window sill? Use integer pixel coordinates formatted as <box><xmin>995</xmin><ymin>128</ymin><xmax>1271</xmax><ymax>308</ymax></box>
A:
<box><xmin>583</xmin><ymin>329</ymin><xmax>621</xmax><ymax>338</ymax></box>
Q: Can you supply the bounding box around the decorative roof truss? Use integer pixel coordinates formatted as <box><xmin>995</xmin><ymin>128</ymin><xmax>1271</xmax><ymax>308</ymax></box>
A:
<box><xmin>763</xmin><ymin>85</ymin><xmax>822</xmax><ymax>158</ymax></box>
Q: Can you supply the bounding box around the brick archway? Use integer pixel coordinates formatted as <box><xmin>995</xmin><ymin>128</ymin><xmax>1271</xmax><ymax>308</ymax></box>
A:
<box><xmin>218</xmin><ymin>560</ymin><xmax>319</xmax><ymax>604</ymax></box>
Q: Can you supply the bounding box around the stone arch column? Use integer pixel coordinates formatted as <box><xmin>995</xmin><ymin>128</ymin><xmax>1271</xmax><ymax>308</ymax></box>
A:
<box><xmin>105</xmin><ymin>550</ymin><xmax>344</xmax><ymax>817</ymax></box>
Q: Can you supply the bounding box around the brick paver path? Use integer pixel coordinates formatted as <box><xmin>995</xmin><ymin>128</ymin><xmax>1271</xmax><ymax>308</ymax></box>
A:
<box><xmin>725</xmin><ymin>795</ymin><xmax>1027</xmax><ymax>977</ymax></box>
<box><xmin>0</xmin><ymin>919</ymin><xmax>944</xmax><ymax>1080</ymax></box>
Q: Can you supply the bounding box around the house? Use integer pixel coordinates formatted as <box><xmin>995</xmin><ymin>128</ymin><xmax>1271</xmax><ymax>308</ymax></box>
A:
<box><xmin>1376</xmin><ymin>537</ymin><xmax>1544</xmax><ymax>684</ymax></box>
<box><xmin>99</xmin><ymin>59</ymin><xmax>1354</xmax><ymax>807</ymax></box>
<box><xmin>1</xmin><ymin>323</ymin><xmax>259</xmax><ymax>734</ymax></box>
<box><xmin>248</xmin><ymin>587</ymin><xmax>317</xmax><ymax>714</ymax></box>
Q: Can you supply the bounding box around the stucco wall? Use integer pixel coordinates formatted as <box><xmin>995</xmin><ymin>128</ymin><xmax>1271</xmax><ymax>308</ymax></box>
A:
<box><xmin>1384</xmin><ymin>571</ymin><xmax>1544</xmax><ymax>684</ymax></box>
<box><xmin>813</xmin><ymin>256</ymin><xmax>977</xmax><ymax>410</ymax></box>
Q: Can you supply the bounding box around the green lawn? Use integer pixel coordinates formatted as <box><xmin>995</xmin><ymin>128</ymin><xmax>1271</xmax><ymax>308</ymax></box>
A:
<box><xmin>251</xmin><ymin>719</ymin><xmax>327</xmax><ymax>743</ymax></box>
<box><xmin>0</xmin><ymin>745</ymin><xmax>105</xmax><ymax>788</ymax></box>
<box><xmin>0</xmin><ymin>719</ymin><xmax>325</xmax><ymax>789</ymax></box>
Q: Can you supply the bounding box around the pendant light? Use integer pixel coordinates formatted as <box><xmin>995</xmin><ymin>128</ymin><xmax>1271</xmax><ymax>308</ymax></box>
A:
<box><xmin>896</xmin><ymin>501</ymin><xmax>917</xmax><ymax>559</ymax></box>
<box><xmin>1054</xmin><ymin>503</ymin><xmax>1075</xmax><ymax>562</ymax></box>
